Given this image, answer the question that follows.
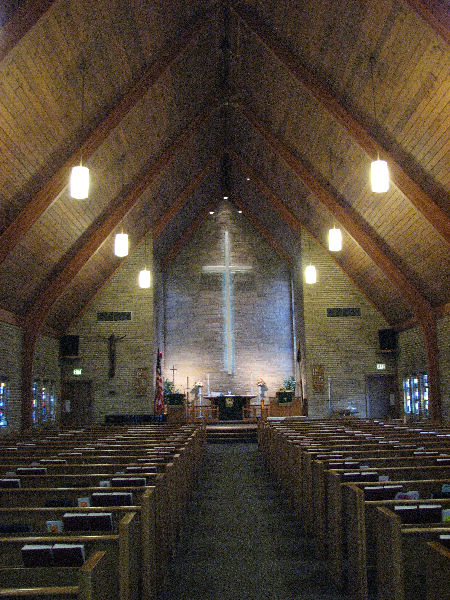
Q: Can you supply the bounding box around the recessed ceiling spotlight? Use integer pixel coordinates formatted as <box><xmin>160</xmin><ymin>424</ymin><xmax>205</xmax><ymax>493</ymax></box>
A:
<box><xmin>246</xmin><ymin>177</ymin><xmax>250</xmax><ymax>181</ymax></box>
<box><xmin>223</xmin><ymin>195</ymin><xmax>228</xmax><ymax>200</ymax></box>
<box><xmin>209</xmin><ymin>211</ymin><xmax>215</xmax><ymax>215</ymax></box>
<box><xmin>238</xmin><ymin>210</ymin><xmax>242</xmax><ymax>214</ymax></box>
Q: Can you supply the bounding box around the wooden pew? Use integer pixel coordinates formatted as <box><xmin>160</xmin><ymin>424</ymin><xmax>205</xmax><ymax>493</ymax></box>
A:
<box><xmin>344</xmin><ymin>483</ymin><xmax>450</xmax><ymax>600</ymax></box>
<box><xmin>375</xmin><ymin>506</ymin><xmax>450</xmax><ymax>600</ymax></box>
<box><xmin>0</xmin><ymin>511</ymin><xmax>139</xmax><ymax>600</ymax></box>
<box><xmin>426</xmin><ymin>541</ymin><xmax>450</xmax><ymax>600</ymax></box>
<box><xmin>0</xmin><ymin>550</ymin><xmax>115</xmax><ymax>600</ymax></box>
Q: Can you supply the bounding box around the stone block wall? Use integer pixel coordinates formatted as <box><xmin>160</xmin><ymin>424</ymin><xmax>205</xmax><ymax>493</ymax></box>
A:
<box><xmin>302</xmin><ymin>231</ymin><xmax>392</xmax><ymax>418</ymax></box>
<box><xmin>64</xmin><ymin>233</ymin><xmax>155</xmax><ymax>422</ymax></box>
<box><xmin>163</xmin><ymin>201</ymin><xmax>294</xmax><ymax>398</ymax></box>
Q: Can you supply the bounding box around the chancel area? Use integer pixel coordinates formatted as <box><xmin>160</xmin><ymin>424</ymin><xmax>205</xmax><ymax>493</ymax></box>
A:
<box><xmin>3</xmin><ymin>0</ymin><xmax>450</xmax><ymax>598</ymax></box>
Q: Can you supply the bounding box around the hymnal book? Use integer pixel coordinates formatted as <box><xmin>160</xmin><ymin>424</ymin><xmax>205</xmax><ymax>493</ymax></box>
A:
<box><xmin>418</xmin><ymin>504</ymin><xmax>442</xmax><ymax>523</ymax></box>
<box><xmin>17</xmin><ymin>467</ymin><xmax>47</xmax><ymax>475</ymax></box>
<box><xmin>99</xmin><ymin>480</ymin><xmax>111</xmax><ymax>487</ymax></box>
<box><xmin>21</xmin><ymin>544</ymin><xmax>54</xmax><ymax>567</ymax></box>
<box><xmin>442</xmin><ymin>509</ymin><xmax>450</xmax><ymax>522</ymax></box>
<box><xmin>52</xmin><ymin>543</ymin><xmax>85</xmax><ymax>567</ymax></box>
<box><xmin>63</xmin><ymin>512</ymin><xmax>113</xmax><ymax>531</ymax></box>
<box><xmin>111</xmin><ymin>477</ymin><xmax>146</xmax><ymax>487</ymax></box>
<box><xmin>46</xmin><ymin>520</ymin><xmax>64</xmax><ymax>533</ymax></box>
<box><xmin>0</xmin><ymin>478</ymin><xmax>20</xmax><ymax>488</ymax></box>
<box><xmin>394</xmin><ymin>505</ymin><xmax>419</xmax><ymax>523</ymax></box>
<box><xmin>77</xmin><ymin>497</ymin><xmax>90</xmax><ymax>508</ymax></box>
<box><xmin>91</xmin><ymin>491</ymin><xmax>133</xmax><ymax>506</ymax></box>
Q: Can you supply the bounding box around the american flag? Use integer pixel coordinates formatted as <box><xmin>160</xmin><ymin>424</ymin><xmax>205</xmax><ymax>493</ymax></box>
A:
<box><xmin>154</xmin><ymin>350</ymin><xmax>164</xmax><ymax>414</ymax></box>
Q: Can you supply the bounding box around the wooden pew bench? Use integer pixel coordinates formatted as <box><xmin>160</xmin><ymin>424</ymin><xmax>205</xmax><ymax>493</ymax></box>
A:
<box><xmin>426</xmin><ymin>541</ymin><xmax>450</xmax><ymax>600</ymax></box>
<box><xmin>344</xmin><ymin>483</ymin><xmax>450</xmax><ymax>600</ymax></box>
<box><xmin>0</xmin><ymin>512</ymin><xmax>139</xmax><ymax>600</ymax></box>
<box><xmin>0</xmin><ymin>550</ymin><xmax>115</xmax><ymax>600</ymax></box>
<box><xmin>325</xmin><ymin>464</ymin><xmax>450</xmax><ymax>572</ymax></box>
<box><xmin>375</xmin><ymin>506</ymin><xmax>450</xmax><ymax>600</ymax></box>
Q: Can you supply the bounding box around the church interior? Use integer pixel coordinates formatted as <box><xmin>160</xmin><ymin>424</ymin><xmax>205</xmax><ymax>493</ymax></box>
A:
<box><xmin>3</xmin><ymin>1</ymin><xmax>450</xmax><ymax>598</ymax></box>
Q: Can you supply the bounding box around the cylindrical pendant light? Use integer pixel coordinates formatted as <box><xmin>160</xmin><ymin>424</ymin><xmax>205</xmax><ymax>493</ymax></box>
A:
<box><xmin>115</xmin><ymin>232</ymin><xmax>128</xmax><ymax>257</ymax></box>
<box><xmin>305</xmin><ymin>264</ymin><xmax>317</xmax><ymax>284</ymax></box>
<box><xmin>369</xmin><ymin>56</ymin><xmax>389</xmax><ymax>193</ymax></box>
<box><xmin>328</xmin><ymin>227</ymin><xmax>342</xmax><ymax>252</ymax></box>
<box><xmin>70</xmin><ymin>63</ymin><xmax>89</xmax><ymax>199</ymax></box>
<box><xmin>139</xmin><ymin>268</ymin><xmax>151</xmax><ymax>288</ymax></box>
<box><xmin>70</xmin><ymin>165</ymin><xmax>89</xmax><ymax>199</ymax></box>
<box><xmin>371</xmin><ymin>157</ymin><xmax>389</xmax><ymax>193</ymax></box>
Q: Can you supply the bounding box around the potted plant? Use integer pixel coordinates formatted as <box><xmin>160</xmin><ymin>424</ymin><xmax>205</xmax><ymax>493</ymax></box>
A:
<box><xmin>163</xmin><ymin>379</ymin><xmax>185</xmax><ymax>405</ymax></box>
<box><xmin>276</xmin><ymin>376</ymin><xmax>296</xmax><ymax>403</ymax></box>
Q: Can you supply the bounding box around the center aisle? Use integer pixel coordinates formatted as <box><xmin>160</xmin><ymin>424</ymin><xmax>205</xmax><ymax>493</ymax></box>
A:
<box><xmin>160</xmin><ymin>443</ymin><xmax>348</xmax><ymax>600</ymax></box>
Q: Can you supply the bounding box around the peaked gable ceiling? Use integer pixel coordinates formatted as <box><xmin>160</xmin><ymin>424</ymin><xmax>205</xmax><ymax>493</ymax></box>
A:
<box><xmin>0</xmin><ymin>0</ymin><xmax>450</xmax><ymax>337</ymax></box>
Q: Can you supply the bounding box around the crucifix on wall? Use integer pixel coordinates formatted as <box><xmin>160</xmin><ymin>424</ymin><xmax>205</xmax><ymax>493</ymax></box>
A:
<box><xmin>106</xmin><ymin>333</ymin><xmax>126</xmax><ymax>379</ymax></box>
<box><xmin>202</xmin><ymin>230</ymin><xmax>252</xmax><ymax>374</ymax></box>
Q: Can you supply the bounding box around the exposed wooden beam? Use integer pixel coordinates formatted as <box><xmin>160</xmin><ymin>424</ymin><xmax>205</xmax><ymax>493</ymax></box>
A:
<box><xmin>0</xmin><ymin>5</ymin><xmax>214</xmax><ymax>267</ymax></box>
<box><xmin>239</xmin><ymin>104</ymin><xmax>442</xmax><ymax>420</ymax></box>
<box><xmin>230</xmin><ymin>150</ymin><xmax>396</xmax><ymax>320</ymax></box>
<box><xmin>23</xmin><ymin>102</ymin><xmax>219</xmax><ymax>330</ymax></box>
<box><xmin>0</xmin><ymin>0</ymin><xmax>55</xmax><ymax>61</ymax></box>
<box><xmin>232</xmin><ymin>2</ymin><xmax>450</xmax><ymax>248</ymax></box>
<box><xmin>239</xmin><ymin>104</ymin><xmax>433</xmax><ymax>321</ymax></box>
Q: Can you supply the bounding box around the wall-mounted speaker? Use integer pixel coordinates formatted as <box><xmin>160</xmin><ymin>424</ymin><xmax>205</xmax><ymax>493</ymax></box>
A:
<box><xmin>378</xmin><ymin>328</ymin><xmax>397</xmax><ymax>352</ymax></box>
<box><xmin>60</xmin><ymin>335</ymin><xmax>79</xmax><ymax>358</ymax></box>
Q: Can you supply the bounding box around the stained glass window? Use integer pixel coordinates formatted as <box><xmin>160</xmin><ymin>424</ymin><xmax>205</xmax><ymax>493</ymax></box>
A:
<box><xmin>0</xmin><ymin>378</ymin><xmax>9</xmax><ymax>427</ymax></box>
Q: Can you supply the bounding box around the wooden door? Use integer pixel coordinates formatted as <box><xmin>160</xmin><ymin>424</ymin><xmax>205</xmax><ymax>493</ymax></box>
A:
<box><xmin>366</xmin><ymin>374</ymin><xmax>397</xmax><ymax>419</ymax></box>
<box><xmin>60</xmin><ymin>380</ymin><xmax>93</xmax><ymax>428</ymax></box>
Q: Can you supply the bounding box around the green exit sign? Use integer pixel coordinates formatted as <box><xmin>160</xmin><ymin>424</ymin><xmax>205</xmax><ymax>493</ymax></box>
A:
<box><xmin>377</xmin><ymin>363</ymin><xmax>386</xmax><ymax>370</ymax></box>
<box><xmin>73</xmin><ymin>369</ymin><xmax>82</xmax><ymax>376</ymax></box>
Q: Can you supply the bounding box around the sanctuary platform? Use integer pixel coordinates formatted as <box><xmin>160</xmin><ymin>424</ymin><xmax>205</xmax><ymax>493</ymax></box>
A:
<box><xmin>206</xmin><ymin>421</ymin><xmax>258</xmax><ymax>444</ymax></box>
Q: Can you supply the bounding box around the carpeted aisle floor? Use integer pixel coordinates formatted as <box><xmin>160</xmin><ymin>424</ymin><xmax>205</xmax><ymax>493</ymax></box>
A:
<box><xmin>160</xmin><ymin>443</ymin><xmax>348</xmax><ymax>600</ymax></box>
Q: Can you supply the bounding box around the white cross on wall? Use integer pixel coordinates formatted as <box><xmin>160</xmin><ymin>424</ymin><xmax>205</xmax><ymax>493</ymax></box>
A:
<box><xmin>202</xmin><ymin>231</ymin><xmax>252</xmax><ymax>374</ymax></box>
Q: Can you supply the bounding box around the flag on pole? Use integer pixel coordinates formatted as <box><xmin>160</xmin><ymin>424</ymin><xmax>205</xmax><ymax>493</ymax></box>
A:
<box><xmin>154</xmin><ymin>350</ymin><xmax>164</xmax><ymax>414</ymax></box>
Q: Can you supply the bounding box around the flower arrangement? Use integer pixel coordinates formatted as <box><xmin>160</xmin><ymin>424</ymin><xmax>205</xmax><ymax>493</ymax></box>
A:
<box><xmin>194</xmin><ymin>380</ymin><xmax>204</xmax><ymax>388</ymax></box>
<box><xmin>256</xmin><ymin>378</ymin><xmax>265</xmax><ymax>387</ymax></box>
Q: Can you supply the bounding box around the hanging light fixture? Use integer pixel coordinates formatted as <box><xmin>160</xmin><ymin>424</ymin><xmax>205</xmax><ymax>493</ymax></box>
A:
<box><xmin>70</xmin><ymin>62</ymin><xmax>89</xmax><ymax>199</ymax></box>
<box><xmin>370</xmin><ymin>56</ymin><xmax>389</xmax><ymax>193</ymax></box>
<box><xmin>328</xmin><ymin>227</ymin><xmax>342</xmax><ymax>252</ymax></box>
<box><xmin>327</xmin><ymin>150</ymin><xmax>342</xmax><ymax>252</ymax></box>
<box><xmin>305</xmin><ymin>264</ymin><xmax>317</xmax><ymax>284</ymax></box>
<box><xmin>139</xmin><ymin>235</ymin><xmax>151</xmax><ymax>288</ymax></box>
<box><xmin>305</xmin><ymin>238</ymin><xmax>317</xmax><ymax>284</ymax></box>
<box><xmin>114</xmin><ymin>155</ymin><xmax>128</xmax><ymax>257</ymax></box>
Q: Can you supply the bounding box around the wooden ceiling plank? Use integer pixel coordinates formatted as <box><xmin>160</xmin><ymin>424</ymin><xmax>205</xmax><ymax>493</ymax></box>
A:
<box><xmin>232</xmin><ymin>2</ymin><xmax>450</xmax><ymax>247</ymax></box>
<box><xmin>239</xmin><ymin>103</ymin><xmax>433</xmax><ymax>320</ymax></box>
<box><xmin>402</xmin><ymin>0</ymin><xmax>450</xmax><ymax>48</ymax></box>
<box><xmin>0</xmin><ymin>4</ymin><xmax>215</xmax><ymax>266</ymax></box>
<box><xmin>24</xmin><ymin>101</ymin><xmax>219</xmax><ymax>329</ymax></box>
<box><xmin>0</xmin><ymin>0</ymin><xmax>56</xmax><ymax>61</ymax></box>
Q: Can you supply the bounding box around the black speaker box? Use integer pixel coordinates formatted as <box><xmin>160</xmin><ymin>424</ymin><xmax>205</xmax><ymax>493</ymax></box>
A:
<box><xmin>378</xmin><ymin>328</ymin><xmax>397</xmax><ymax>351</ymax></box>
<box><xmin>60</xmin><ymin>335</ymin><xmax>79</xmax><ymax>358</ymax></box>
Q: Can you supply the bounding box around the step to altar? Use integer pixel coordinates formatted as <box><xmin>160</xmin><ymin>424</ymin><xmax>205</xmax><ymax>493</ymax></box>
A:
<box><xmin>206</xmin><ymin>421</ymin><xmax>258</xmax><ymax>444</ymax></box>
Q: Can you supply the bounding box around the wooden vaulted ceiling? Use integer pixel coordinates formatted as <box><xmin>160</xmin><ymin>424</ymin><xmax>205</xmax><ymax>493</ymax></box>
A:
<box><xmin>1</xmin><ymin>0</ymin><xmax>450</xmax><ymax>338</ymax></box>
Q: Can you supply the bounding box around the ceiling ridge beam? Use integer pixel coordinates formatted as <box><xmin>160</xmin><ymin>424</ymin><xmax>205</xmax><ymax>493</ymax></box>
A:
<box><xmin>237</xmin><ymin>104</ymin><xmax>433</xmax><ymax>321</ymax></box>
<box><xmin>0</xmin><ymin>0</ymin><xmax>56</xmax><ymax>61</ymax></box>
<box><xmin>229</xmin><ymin>150</ymin><xmax>396</xmax><ymax>321</ymax></box>
<box><xmin>23</xmin><ymin>101</ymin><xmax>220</xmax><ymax>330</ymax></box>
<box><xmin>232</xmin><ymin>2</ymin><xmax>450</xmax><ymax>248</ymax></box>
<box><xmin>0</xmin><ymin>4</ymin><xmax>215</xmax><ymax>267</ymax></box>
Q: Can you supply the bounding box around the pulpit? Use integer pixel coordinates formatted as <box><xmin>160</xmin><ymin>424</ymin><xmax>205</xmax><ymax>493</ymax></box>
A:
<box><xmin>205</xmin><ymin>395</ymin><xmax>257</xmax><ymax>421</ymax></box>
